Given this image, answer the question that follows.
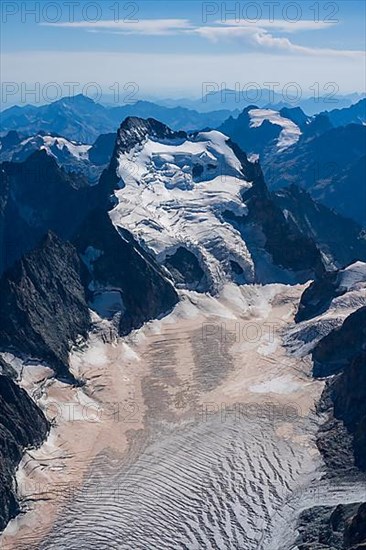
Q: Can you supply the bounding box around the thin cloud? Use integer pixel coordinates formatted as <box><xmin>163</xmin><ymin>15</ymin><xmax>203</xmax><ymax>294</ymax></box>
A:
<box><xmin>40</xmin><ymin>19</ymin><xmax>193</xmax><ymax>36</ymax></box>
<box><xmin>41</xmin><ymin>18</ymin><xmax>365</xmax><ymax>58</ymax></box>
<box><xmin>193</xmin><ymin>24</ymin><xmax>364</xmax><ymax>58</ymax></box>
<box><xmin>216</xmin><ymin>19</ymin><xmax>338</xmax><ymax>32</ymax></box>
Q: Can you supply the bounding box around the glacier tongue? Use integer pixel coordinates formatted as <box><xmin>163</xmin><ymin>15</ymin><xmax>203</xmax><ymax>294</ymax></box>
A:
<box><xmin>110</xmin><ymin>126</ymin><xmax>256</xmax><ymax>292</ymax></box>
<box><xmin>248</xmin><ymin>108</ymin><xmax>302</xmax><ymax>151</ymax></box>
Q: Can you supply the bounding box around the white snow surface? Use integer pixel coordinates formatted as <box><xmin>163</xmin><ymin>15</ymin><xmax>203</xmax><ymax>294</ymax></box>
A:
<box><xmin>110</xmin><ymin>130</ymin><xmax>256</xmax><ymax>291</ymax></box>
<box><xmin>285</xmin><ymin>261</ymin><xmax>366</xmax><ymax>356</ymax></box>
<box><xmin>248</xmin><ymin>109</ymin><xmax>301</xmax><ymax>151</ymax></box>
<box><xmin>338</xmin><ymin>261</ymin><xmax>366</xmax><ymax>290</ymax></box>
<box><xmin>38</xmin><ymin>135</ymin><xmax>91</xmax><ymax>159</ymax></box>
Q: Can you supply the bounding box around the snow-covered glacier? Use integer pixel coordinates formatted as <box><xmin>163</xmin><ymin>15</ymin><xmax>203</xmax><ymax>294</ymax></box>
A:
<box><xmin>110</xmin><ymin>119</ymin><xmax>256</xmax><ymax>291</ymax></box>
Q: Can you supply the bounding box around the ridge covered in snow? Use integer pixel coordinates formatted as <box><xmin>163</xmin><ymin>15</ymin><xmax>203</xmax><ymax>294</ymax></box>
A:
<box><xmin>38</xmin><ymin>135</ymin><xmax>91</xmax><ymax>159</ymax></box>
<box><xmin>0</xmin><ymin>133</ymin><xmax>91</xmax><ymax>161</ymax></box>
<box><xmin>248</xmin><ymin>108</ymin><xmax>302</xmax><ymax>151</ymax></box>
<box><xmin>110</xmin><ymin>119</ymin><xmax>256</xmax><ymax>291</ymax></box>
<box><xmin>0</xmin><ymin>133</ymin><xmax>107</xmax><ymax>185</ymax></box>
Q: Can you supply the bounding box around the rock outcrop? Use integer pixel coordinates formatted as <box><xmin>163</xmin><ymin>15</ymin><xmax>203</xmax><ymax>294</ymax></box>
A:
<box><xmin>294</xmin><ymin>276</ymin><xmax>366</xmax><ymax>545</ymax></box>
<box><xmin>0</xmin><ymin>232</ymin><xmax>91</xmax><ymax>379</ymax></box>
<box><xmin>88</xmin><ymin>132</ymin><xmax>116</xmax><ymax>166</ymax></box>
<box><xmin>273</xmin><ymin>185</ymin><xmax>366</xmax><ymax>269</ymax></box>
<box><xmin>295</xmin><ymin>262</ymin><xmax>366</xmax><ymax>323</ymax></box>
<box><xmin>74</xmin><ymin>209</ymin><xmax>179</xmax><ymax>336</ymax></box>
<box><xmin>163</xmin><ymin>247</ymin><xmax>207</xmax><ymax>291</ymax></box>
<box><xmin>0</xmin><ymin>371</ymin><xmax>49</xmax><ymax>531</ymax></box>
<box><xmin>241</xmin><ymin>162</ymin><xmax>325</xmax><ymax>277</ymax></box>
<box><xmin>312</xmin><ymin>307</ymin><xmax>366</xmax><ymax>472</ymax></box>
<box><xmin>223</xmin><ymin>151</ymin><xmax>325</xmax><ymax>281</ymax></box>
<box><xmin>0</xmin><ymin>149</ymin><xmax>113</xmax><ymax>275</ymax></box>
<box><xmin>295</xmin><ymin>502</ymin><xmax>366</xmax><ymax>549</ymax></box>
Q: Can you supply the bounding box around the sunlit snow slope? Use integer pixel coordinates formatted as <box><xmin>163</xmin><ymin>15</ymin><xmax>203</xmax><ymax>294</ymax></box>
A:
<box><xmin>110</xmin><ymin>118</ymin><xmax>256</xmax><ymax>291</ymax></box>
<box><xmin>248</xmin><ymin>108</ymin><xmax>302</xmax><ymax>151</ymax></box>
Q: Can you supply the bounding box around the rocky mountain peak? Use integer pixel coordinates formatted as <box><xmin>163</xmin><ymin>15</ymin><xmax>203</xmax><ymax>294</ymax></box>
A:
<box><xmin>115</xmin><ymin>116</ymin><xmax>186</xmax><ymax>155</ymax></box>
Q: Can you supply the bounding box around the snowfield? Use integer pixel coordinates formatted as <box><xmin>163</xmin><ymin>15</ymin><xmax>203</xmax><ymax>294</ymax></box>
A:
<box><xmin>39</xmin><ymin>135</ymin><xmax>91</xmax><ymax>160</ymax></box>
<box><xmin>111</xmin><ymin>130</ymin><xmax>256</xmax><ymax>291</ymax></box>
<box><xmin>285</xmin><ymin>261</ymin><xmax>366</xmax><ymax>356</ymax></box>
<box><xmin>248</xmin><ymin>108</ymin><xmax>302</xmax><ymax>151</ymax></box>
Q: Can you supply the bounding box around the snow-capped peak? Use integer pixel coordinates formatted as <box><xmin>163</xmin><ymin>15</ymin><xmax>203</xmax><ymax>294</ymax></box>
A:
<box><xmin>110</xmin><ymin>118</ymin><xmax>256</xmax><ymax>292</ymax></box>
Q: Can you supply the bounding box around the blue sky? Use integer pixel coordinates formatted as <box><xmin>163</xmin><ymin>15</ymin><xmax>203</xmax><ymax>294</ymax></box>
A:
<box><xmin>1</xmin><ymin>1</ymin><xmax>365</xmax><ymax>103</ymax></box>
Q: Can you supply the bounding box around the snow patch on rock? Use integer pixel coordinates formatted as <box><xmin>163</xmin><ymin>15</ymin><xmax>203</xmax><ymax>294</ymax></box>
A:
<box><xmin>285</xmin><ymin>262</ymin><xmax>366</xmax><ymax>356</ymax></box>
<box><xmin>249</xmin><ymin>108</ymin><xmax>301</xmax><ymax>151</ymax></box>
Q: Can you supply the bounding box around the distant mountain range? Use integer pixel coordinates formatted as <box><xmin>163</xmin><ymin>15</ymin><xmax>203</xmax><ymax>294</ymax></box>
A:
<box><xmin>263</xmin><ymin>121</ymin><xmax>366</xmax><ymax>227</ymax></box>
<box><xmin>1</xmin><ymin>95</ymin><xmax>365</xmax><ymax>227</ymax></box>
<box><xmin>2</xmin><ymin>92</ymin><xmax>365</xmax><ymax>147</ymax></box>
<box><xmin>219</xmin><ymin>99</ymin><xmax>366</xmax><ymax>226</ymax></box>
<box><xmin>154</xmin><ymin>89</ymin><xmax>366</xmax><ymax>115</ymax></box>
<box><xmin>0</xmin><ymin>94</ymin><xmax>237</xmax><ymax>143</ymax></box>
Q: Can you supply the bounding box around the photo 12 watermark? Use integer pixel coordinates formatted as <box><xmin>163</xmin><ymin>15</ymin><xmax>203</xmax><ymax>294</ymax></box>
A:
<box><xmin>202</xmin><ymin>320</ymin><xmax>278</xmax><ymax>344</ymax></box>
<box><xmin>201</xmin><ymin>2</ymin><xmax>340</xmax><ymax>24</ymax></box>
<box><xmin>201</xmin><ymin>81</ymin><xmax>340</xmax><ymax>105</ymax></box>
<box><xmin>1</xmin><ymin>2</ymin><xmax>140</xmax><ymax>24</ymax></box>
<box><xmin>196</xmin><ymin>400</ymin><xmax>302</xmax><ymax>423</ymax></box>
<box><xmin>43</xmin><ymin>400</ymin><xmax>141</xmax><ymax>424</ymax></box>
<box><xmin>1</xmin><ymin>81</ymin><xmax>140</xmax><ymax>105</ymax></box>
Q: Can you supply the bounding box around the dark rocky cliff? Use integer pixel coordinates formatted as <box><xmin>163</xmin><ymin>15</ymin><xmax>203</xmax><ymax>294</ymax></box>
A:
<box><xmin>0</xmin><ymin>367</ymin><xmax>49</xmax><ymax>531</ymax></box>
<box><xmin>294</xmin><ymin>292</ymin><xmax>366</xmax><ymax>547</ymax></box>
<box><xmin>295</xmin><ymin>502</ymin><xmax>366</xmax><ymax>550</ymax></box>
<box><xmin>223</xmin><ymin>150</ymin><xmax>325</xmax><ymax>281</ymax></box>
<box><xmin>0</xmin><ymin>149</ymin><xmax>113</xmax><ymax>275</ymax></box>
<box><xmin>273</xmin><ymin>185</ymin><xmax>366</xmax><ymax>269</ymax></box>
<box><xmin>312</xmin><ymin>307</ymin><xmax>366</xmax><ymax>472</ymax></box>
<box><xmin>312</xmin><ymin>307</ymin><xmax>366</xmax><ymax>378</ymax></box>
<box><xmin>74</xmin><ymin>209</ymin><xmax>179</xmax><ymax>335</ymax></box>
<box><xmin>0</xmin><ymin>232</ymin><xmax>91</xmax><ymax>380</ymax></box>
<box><xmin>88</xmin><ymin>133</ymin><xmax>116</xmax><ymax>166</ymax></box>
<box><xmin>241</xmin><ymin>163</ymin><xmax>325</xmax><ymax>277</ymax></box>
<box><xmin>295</xmin><ymin>269</ymin><xmax>347</xmax><ymax>323</ymax></box>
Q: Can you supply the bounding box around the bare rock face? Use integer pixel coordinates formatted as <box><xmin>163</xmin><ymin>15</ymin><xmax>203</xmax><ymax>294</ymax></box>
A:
<box><xmin>0</xmin><ymin>371</ymin><xmax>49</xmax><ymax>531</ymax></box>
<box><xmin>223</xmin><ymin>150</ymin><xmax>325</xmax><ymax>281</ymax></box>
<box><xmin>88</xmin><ymin>133</ymin><xmax>116</xmax><ymax>166</ymax></box>
<box><xmin>241</xmin><ymin>165</ymin><xmax>325</xmax><ymax>276</ymax></box>
<box><xmin>295</xmin><ymin>502</ymin><xmax>366</xmax><ymax>549</ymax></box>
<box><xmin>0</xmin><ymin>149</ymin><xmax>113</xmax><ymax>275</ymax></box>
<box><xmin>113</xmin><ymin>116</ymin><xmax>186</xmax><ymax>157</ymax></box>
<box><xmin>0</xmin><ymin>232</ymin><xmax>91</xmax><ymax>380</ymax></box>
<box><xmin>273</xmin><ymin>184</ymin><xmax>366</xmax><ymax>270</ymax></box>
<box><xmin>295</xmin><ymin>269</ymin><xmax>346</xmax><ymax>323</ymax></box>
<box><xmin>312</xmin><ymin>307</ymin><xmax>366</xmax><ymax>377</ymax></box>
<box><xmin>312</xmin><ymin>308</ymin><xmax>366</xmax><ymax>472</ymax></box>
<box><xmin>164</xmin><ymin>247</ymin><xmax>207</xmax><ymax>291</ymax></box>
<box><xmin>293</xmin><ymin>274</ymin><xmax>366</xmax><ymax>547</ymax></box>
<box><xmin>74</xmin><ymin>209</ymin><xmax>179</xmax><ymax>336</ymax></box>
<box><xmin>329</xmin><ymin>351</ymin><xmax>366</xmax><ymax>472</ymax></box>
